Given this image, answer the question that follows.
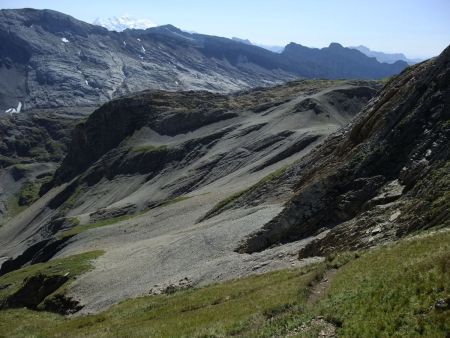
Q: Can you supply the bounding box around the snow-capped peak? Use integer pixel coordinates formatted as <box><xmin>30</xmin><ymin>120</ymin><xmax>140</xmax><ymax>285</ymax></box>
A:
<box><xmin>93</xmin><ymin>15</ymin><xmax>156</xmax><ymax>32</ymax></box>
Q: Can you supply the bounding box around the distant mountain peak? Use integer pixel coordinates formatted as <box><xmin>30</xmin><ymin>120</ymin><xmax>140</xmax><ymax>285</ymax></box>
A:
<box><xmin>93</xmin><ymin>15</ymin><xmax>156</xmax><ymax>31</ymax></box>
<box><xmin>328</xmin><ymin>42</ymin><xmax>344</xmax><ymax>49</ymax></box>
<box><xmin>231</xmin><ymin>37</ymin><xmax>252</xmax><ymax>45</ymax></box>
<box><xmin>349</xmin><ymin>45</ymin><xmax>424</xmax><ymax>65</ymax></box>
<box><xmin>231</xmin><ymin>37</ymin><xmax>285</xmax><ymax>53</ymax></box>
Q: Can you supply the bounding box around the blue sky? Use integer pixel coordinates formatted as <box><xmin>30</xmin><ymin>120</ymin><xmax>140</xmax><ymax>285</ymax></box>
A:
<box><xmin>1</xmin><ymin>0</ymin><xmax>449</xmax><ymax>58</ymax></box>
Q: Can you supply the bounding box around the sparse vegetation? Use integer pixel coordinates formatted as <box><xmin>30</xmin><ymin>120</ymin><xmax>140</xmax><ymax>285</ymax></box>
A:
<box><xmin>58</xmin><ymin>195</ymin><xmax>192</xmax><ymax>239</ymax></box>
<box><xmin>61</xmin><ymin>186</ymin><xmax>82</xmax><ymax>212</ymax></box>
<box><xmin>17</xmin><ymin>181</ymin><xmax>40</xmax><ymax>206</ymax></box>
<box><xmin>1</xmin><ymin>175</ymin><xmax>54</xmax><ymax>225</ymax></box>
<box><xmin>0</xmin><ymin>230</ymin><xmax>448</xmax><ymax>337</ymax></box>
<box><xmin>200</xmin><ymin>189</ymin><xmax>248</xmax><ymax>221</ymax></box>
<box><xmin>58</xmin><ymin>214</ymin><xmax>135</xmax><ymax>239</ymax></box>
<box><xmin>131</xmin><ymin>144</ymin><xmax>168</xmax><ymax>153</ymax></box>
<box><xmin>0</xmin><ymin>155</ymin><xmax>19</xmax><ymax>167</ymax></box>
<box><xmin>2</xmin><ymin>195</ymin><xmax>28</xmax><ymax>224</ymax></box>
<box><xmin>200</xmin><ymin>165</ymin><xmax>289</xmax><ymax>221</ymax></box>
<box><xmin>156</xmin><ymin>195</ymin><xmax>192</xmax><ymax>207</ymax></box>
<box><xmin>421</xmin><ymin>161</ymin><xmax>450</xmax><ymax>229</ymax></box>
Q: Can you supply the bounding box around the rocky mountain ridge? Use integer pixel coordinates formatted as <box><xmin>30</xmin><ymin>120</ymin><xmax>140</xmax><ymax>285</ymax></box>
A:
<box><xmin>0</xmin><ymin>8</ymin><xmax>407</xmax><ymax>112</ymax></box>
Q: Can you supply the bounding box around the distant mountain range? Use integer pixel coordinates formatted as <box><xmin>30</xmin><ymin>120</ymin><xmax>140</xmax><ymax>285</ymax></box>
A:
<box><xmin>230</xmin><ymin>38</ymin><xmax>424</xmax><ymax>65</ymax></box>
<box><xmin>0</xmin><ymin>8</ymin><xmax>408</xmax><ymax>112</ymax></box>
<box><xmin>350</xmin><ymin>45</ymin><xmax>424</xmax><ymax>65</ymax></box>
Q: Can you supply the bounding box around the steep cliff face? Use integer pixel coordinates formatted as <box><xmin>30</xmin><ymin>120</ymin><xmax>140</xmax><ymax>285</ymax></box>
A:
<box><xmin>237</xmin><ymin>46</ymin><xmax>450</xmax><ymax>254</ymax></box>
<box><xmin>0</xmin><ymin>8</ymin><xmax>406</xmax><ymax>112</ymax></box>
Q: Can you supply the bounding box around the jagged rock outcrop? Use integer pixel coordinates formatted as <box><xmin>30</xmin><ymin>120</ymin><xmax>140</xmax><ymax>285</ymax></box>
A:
<box><xmin>237</xmin><ymin>45</ymin><xmax>450</xmax><ymax>255</ymax></box>
<box><xmin>0</xmin><ymin>273</ymin><xmax>68</xmax><ymax>310</ymax></box>
<box><xmin>0</xmin><ymin>8</ymin><xmax>406</xmax><ymax>112</ymax></box>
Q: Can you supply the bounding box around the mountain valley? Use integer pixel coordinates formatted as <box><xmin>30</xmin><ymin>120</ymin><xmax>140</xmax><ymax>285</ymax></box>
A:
<box><xmin>0</xmin><ymin>6</ymin><xmax>448</xmax><ymax>338</ymax></box>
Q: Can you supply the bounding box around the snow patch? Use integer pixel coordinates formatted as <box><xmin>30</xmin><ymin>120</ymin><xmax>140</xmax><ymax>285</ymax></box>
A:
<box><xmin>5</xmin><ymin>102</ymin><xmax>22</xmax><ymax>115</ymax></box>
<box><xmin>123</xmin><ymin>41</ymin><xmax>127</xmax><ymax>46</ymax></box>
<box><xmin>93</xmin><ymin>15</ymin><xmax>156</xmax><ymax>32</ymax></box>
<box><xmin>85</xmin><ymin>80</ymin><xmax>89</xmax><ymax>86</ymax></box>
<box><xmin>141</xmin><ymin>46</ymin><xmax>146</xmax><ymax>53</ymax></box>
<box><xmin>61</xmin><ymin>37</ymin><xmax>69</xmax><ymax>43</ymax></box>
<box><xmin>137</xmin><ymin>38</ymin><xmax>141</xmax><ymax>42</ymax></box>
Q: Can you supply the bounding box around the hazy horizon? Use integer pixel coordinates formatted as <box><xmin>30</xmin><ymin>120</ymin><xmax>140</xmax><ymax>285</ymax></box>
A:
<box><xmin>1</xmin><ymin>0</ymin><xmax>449</xmax><ymax>59</ymax></box>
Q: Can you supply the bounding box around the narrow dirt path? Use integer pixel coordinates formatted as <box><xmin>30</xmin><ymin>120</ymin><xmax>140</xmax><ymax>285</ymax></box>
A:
<box><xmin>308</xmin><ymin>268</ymin><xmax>338</xmax><ymax>304</ymax></box>
<box><xmin>284</xmin><ymin>269</ymin><xmax>339</xmax><ymax>337</ymax></box>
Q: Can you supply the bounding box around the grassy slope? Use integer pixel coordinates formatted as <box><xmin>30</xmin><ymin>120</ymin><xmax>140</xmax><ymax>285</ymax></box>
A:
<box><xmin>0</xmin><ymin>229</ymin><xmax>449</xmax><ymax>337</ymax></box>
<box><xmin>318</xmin><ymin>231</ymin><xmax>450</xmax><ymax>337</ymax></box>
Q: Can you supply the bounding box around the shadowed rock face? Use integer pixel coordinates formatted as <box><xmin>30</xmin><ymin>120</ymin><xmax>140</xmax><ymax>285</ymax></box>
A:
<box><xmin>237</xmin><ymin>45</ymin><xmax>450</xmax><ymax>255</ymax></box>
<box><xmin>0</xmin><ymin>8</ymin><xmax>407</xmax><ymax>111</ymax></box>
<box><xmin>0</xmin><ymin>273</ymin><xmax>68</xmax><ymax>310</ymax></box>
<box><xmin>0</xmin><ymin>112</ymin><xmax>78</xmax><ymax>165</ymax></box>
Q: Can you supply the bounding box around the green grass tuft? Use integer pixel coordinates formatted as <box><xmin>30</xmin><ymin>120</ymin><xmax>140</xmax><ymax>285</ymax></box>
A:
<box><xmin>58</xmin><ymin>214</ymin><xmax>135</xmax><ymax>239</ymax></box>
<box><xmin>17</xmin><ymin>181</ymin><xmax>40</xmax><ymax>206</ymax></box>
<box><xmin>131</xmin><ymin>144</ymin><xmax>168</xmax><ymax>153</ymax></box>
